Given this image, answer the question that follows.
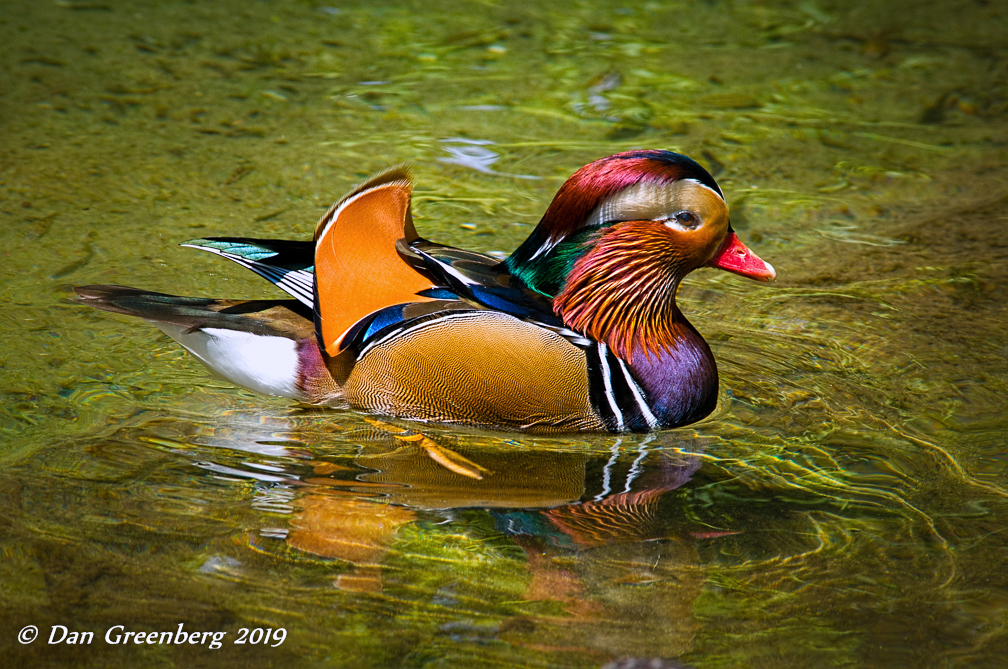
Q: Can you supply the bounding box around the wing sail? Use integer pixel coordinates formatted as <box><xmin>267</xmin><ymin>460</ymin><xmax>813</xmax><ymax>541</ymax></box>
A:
<box><xmin>314</xmin><ymin>175</ymin><xmax>436</xmax><ymax>356</ymax></box>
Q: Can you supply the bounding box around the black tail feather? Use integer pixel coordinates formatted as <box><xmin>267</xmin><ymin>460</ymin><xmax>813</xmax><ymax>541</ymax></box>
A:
<box><xmin>73</xmin><ymin>285</ymin><xmax>313</xmax><ymax>337</ymax></box>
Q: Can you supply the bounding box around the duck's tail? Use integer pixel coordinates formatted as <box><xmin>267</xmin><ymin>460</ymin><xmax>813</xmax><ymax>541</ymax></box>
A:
<box><xmin>73</xmin><ymin>285</ymin><xmax>338</xmax><ymax>403</ymax></box>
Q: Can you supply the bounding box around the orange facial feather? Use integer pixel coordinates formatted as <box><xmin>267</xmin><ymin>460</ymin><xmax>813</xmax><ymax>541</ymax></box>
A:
<box><xmin>553</xmin><ymin>221</ymin><xmax>693</xmax><ymax>363</ymax></box>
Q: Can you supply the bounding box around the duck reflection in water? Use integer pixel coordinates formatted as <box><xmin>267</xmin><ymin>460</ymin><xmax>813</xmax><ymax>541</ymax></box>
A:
<box><xmin>239</xmin><ymin>420</ymin><xmax>726</xmax><ymax>658</ymax></box>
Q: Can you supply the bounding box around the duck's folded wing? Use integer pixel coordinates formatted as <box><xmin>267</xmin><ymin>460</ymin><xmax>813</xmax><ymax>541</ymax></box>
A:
<box><xmin>398</xmin><ymin>239</ymin><xmax>564</xmax><ymax>326</ymax></box>
<box><xmin>181</xmin><ymin>237</ymin><xmax>316</xmax><ymax>308</ymax></box>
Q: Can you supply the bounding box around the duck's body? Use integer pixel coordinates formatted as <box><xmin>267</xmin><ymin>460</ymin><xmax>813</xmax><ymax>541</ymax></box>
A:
<box><xmin>76</xmin><ymin>151</ymin><xmax>775</xmax><ymax>433</ymax></box>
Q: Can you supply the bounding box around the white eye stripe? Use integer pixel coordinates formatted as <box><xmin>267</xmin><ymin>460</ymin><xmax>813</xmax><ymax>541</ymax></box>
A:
<box><xmin>661</xmin><ymin>219</ymin><xmax>694</xmax><ymax>232</ymax></box>
<box><xmin>584</xmin><ymin>180</ymin><xmax>721</xmax><ymax>230</ymax></box>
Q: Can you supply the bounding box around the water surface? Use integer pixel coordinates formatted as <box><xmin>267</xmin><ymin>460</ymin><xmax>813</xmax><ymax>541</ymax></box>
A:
<box><xmin>2</xmin><ymin>0</ymin><xmax>1006</xmax><ymax>666</ymax></box>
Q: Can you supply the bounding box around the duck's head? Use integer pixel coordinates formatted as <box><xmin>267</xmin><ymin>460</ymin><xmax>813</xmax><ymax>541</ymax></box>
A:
<box><xmin>505</xmin><ymin>150</ymin><xmax>775</xmax><ymax>361</ymax></box>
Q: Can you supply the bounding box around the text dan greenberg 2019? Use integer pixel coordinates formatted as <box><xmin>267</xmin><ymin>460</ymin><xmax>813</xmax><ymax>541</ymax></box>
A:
<box><xmin>18</xmin><ymin>623</ymin><xmax>287</xmax><ymax>649</ymax></box>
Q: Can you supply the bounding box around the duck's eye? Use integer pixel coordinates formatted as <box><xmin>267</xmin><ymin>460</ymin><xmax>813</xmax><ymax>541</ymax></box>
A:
<box><xmin>670</xmin><ymin>211</ymin><xmax>699</xmax><ymax>229</ymax></box>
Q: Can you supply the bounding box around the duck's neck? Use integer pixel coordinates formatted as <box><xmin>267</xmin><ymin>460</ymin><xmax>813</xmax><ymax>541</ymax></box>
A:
<box><xmin>549</xmin><ymin>222</ymin><xmax>720</xmax><ymax>428</ymax></box>
<box><xmin>553</xmin><ymin>220</ymin><xmax>691</xmax><ymax>363</ymax></box>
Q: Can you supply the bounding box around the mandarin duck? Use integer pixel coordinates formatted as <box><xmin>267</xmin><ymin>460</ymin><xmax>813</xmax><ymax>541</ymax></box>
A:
<box><xmin>75</xmin><ymin>150</ymin><xmax>775</xmax><ymax>433</ymax></box>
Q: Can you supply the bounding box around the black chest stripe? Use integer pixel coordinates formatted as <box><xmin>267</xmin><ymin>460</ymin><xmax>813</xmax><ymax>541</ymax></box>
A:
<box><xmin>584</xmin><ymin>343</ymin><xmax>659</xmax><ymax>432</ymax></box>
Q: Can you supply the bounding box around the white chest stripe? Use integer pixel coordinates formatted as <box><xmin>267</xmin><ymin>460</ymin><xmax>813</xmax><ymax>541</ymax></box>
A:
<box><xmin>617</xmin><ymin>359</ymin><xmax>659</xmax><ymax>429</ymax></box>
<box><xmin>597</xmin><ymin>343</ymin><xmax>624</xmax><ymax>431</ymax></box>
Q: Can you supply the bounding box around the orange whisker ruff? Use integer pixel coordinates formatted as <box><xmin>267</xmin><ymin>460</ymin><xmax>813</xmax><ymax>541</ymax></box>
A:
<box><xmin>554</xmin><ymin>221</ymin><xmax>688</xmax><ymax>363</ymax></box>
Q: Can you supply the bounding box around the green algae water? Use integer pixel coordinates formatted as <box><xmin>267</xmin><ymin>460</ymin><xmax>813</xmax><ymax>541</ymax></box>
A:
<box><xmin>2</xmin><ymin>0</ymin><xmax>1007</xmax><ymax>666</ymax></box>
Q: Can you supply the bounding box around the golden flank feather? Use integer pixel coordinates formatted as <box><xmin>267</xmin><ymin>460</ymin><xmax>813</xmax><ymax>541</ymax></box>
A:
<box><xmin>343</xmin><ymin>311</ymin><xmax>606</xmax><ymax>433</ymax></box>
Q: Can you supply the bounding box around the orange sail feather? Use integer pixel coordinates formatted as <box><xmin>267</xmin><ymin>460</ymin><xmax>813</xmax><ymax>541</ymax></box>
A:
<box><xmin>314</xmin><ymin>171</ymin><xmax>435</xmax><ymax>355</ymax></box>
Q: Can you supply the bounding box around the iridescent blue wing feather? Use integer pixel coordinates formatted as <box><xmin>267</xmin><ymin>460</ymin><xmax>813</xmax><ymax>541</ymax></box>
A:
<box><xmin>182</xmin><ymin>237</ymin><xmax>315</xmax><ymax>307</ymax></box>
<box><xmin>398</xmin><ymin>239</ymin><xmax>564</xmax><ymax>327</ymax></box>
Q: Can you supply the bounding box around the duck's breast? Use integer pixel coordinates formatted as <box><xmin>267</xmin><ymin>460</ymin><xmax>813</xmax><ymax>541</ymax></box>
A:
<box><xmin>625</xmin><ymin>325</ymin><xmax>719</xmax><ymax>429</ymax></box>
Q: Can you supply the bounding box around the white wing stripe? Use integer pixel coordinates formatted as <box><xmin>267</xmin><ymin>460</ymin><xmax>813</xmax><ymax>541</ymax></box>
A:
<box><xmin>183</xmin><ymin>243</ymin><xmax>316</xmax><ymax>307</ymax></box>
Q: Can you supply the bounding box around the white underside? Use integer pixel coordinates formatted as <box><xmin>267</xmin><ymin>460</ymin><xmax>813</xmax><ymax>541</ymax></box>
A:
<box><xmin>154</xmin><ymin>324</ymin><xmax>302</xmax><ymax>400</ymax></box>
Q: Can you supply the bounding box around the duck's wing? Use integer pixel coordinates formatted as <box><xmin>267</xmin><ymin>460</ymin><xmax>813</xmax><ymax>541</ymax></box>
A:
<box><xmin>313</xmin><ymin>172</ymin><xmax>438</xmax><ymax>356</ymax></box>
<box><xmin>181</xmin><ymin>165</ymin><xmax>437</xmax><ymax>337</ymax></box>
<box><xmin>182</xmin><ymin>163</ymin><xmax>571</xmax><ymax>358</ymax></box>
<box><xmin>73</xmin><ymin>285</ymin><xmax>336</xmax><ymax>402</ymax></box>
<box><xmin>181</xmin><ymin>237</ymin><xmax>315</xmax><ymax>308</ymax></box>
<box><xmin>397</xmin><ymin>239</ymin><xmax>564</xmax><ymax>327</ymax></box>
